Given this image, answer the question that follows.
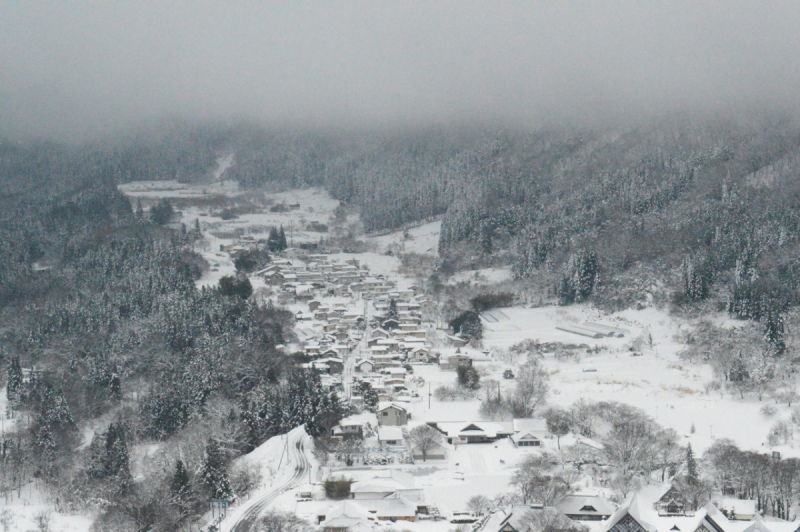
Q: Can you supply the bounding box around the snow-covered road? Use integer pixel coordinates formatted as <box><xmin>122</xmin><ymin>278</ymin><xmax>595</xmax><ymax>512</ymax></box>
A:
<box><xmin>222</xmin><ymin>427</ymin><xmax>312</xmax><ymax>532</ymax></box>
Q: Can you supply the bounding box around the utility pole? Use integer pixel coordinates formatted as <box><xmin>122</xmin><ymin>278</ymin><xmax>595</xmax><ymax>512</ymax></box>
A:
<box><xmin>428</xmin><ymin>381</ymin><xmax>431</xmax><ymax>409</ymax></box>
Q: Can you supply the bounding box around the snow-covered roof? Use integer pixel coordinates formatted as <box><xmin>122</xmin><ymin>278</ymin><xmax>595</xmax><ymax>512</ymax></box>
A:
<box><xmin>499</xmin><ymin>505</ymin><xmax>547</xmax><ymax>532</ymax></box>
<box><xmin>557</xmin><ymin>495</ymin><xmax>615</xmax><ymax>516</ymax></box>
<box><xmin>721</xmin><ymin>499</ymin><xmax>756</xmax><ymax>517</ymax></box>
<box><xmin>600</xmin><ymin>487</ymin><xmax>781</xmax><ymax>532</ymax></box>
<box><xmin>358</xmin><ymin>498</ymin><xmax>417</xmax><ymax>518</ymax></box>
<box><xmin>320</xmin><ymin>501</ymin><xmax>376</xmax><ymax>530</ymax></box>
<box><xmin>377</xmin><ymin>402</ymin><xmax>406</xmax><ymax>413</ymax></box>
<box><xmin>435</xmin><ymin>421</ymin><xmax>513</xmax><ymax>439</ymax></box>
<box><xmin>378</xmin><ymin>427</ymin><xmax>405</xmax><ymax>442</ymax></box>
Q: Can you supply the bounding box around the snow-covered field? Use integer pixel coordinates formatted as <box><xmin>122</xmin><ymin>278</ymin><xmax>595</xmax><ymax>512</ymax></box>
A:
<box><xmin>479</xmin><ymin>305</ymin><xmax>788</xmax><ymax>457</ymax></box>
<box><xmin>367</xmin><ymin>221</ymin><xmax>442</xmax><ymax>256</ymax></box>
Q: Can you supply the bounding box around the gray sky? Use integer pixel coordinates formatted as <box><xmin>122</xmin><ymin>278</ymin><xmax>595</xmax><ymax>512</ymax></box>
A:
<box><xmin>2</xmin><ymin>1</ymin><xmax>799</xmax><ymax>139</ymax></box>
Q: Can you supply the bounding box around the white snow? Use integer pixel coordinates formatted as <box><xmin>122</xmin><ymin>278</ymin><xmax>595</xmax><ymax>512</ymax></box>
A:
<box><xmin>367</xmin><ymin>221</ymin><xmax>442</xmax><ymax>256</ymax></box>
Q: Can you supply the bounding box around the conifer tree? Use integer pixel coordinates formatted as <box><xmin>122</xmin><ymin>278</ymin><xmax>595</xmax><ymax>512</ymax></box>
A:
<box><xmin>171</xmin><ymin>459</ymin><xmax>192</xmax><ymax>521</ymax></box>
<box><xmin>201</xmin><ymin>438</ymin><xmax>233</xmax><ymax>500</ymax></box>
<box><xmin>7</xmin><ymin>356</ymin><xmax>22</xmax><ymax>405</ymax></box>
<box><xmin>267</xmin><ymin>227</ymin><xmax>281</xmax><ymax>252</ymax></box>
<box><xmin>764</xmin><ymin>311</ymin><xmax>786</xmax><ymax>356</ymax></box>
<box><xmin>278</xmin><ymin>226</ymin><xmax>288</xmax><ymax>251</ymax></box>
<box><xmin>686</xmin><ymin>443</ymin><xmax>698</xmax><ymax>486</ymax></box>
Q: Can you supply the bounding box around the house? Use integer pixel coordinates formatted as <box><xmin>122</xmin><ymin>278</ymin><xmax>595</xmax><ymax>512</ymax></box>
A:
<box><xmin>371</xmin><ymin>328</ymin><xmax>391</xmax><ymax>340</ymax></box>
<box><xmin>378</xmin><ymin>426</ymin><xmax>405</xmax><ymax>447</ymax></box>
<box><xmin>446</xmin><ymin>334</ymin><xmax>468</xmax><ymax>347</ymax></box>
<box><xmin>433</xmin><ymin>421</ymin><xmax>514</xmax><ymax>444</ymax></box>
<box><xmin>384</xmin><ymin>378</ymin><xmax>406</xmax><ymax>391</ymax></box>
<box><xmin>407</xmin><ymin>346</ymin><xmax>431</xmax><ymax>362</ymax></box>
<box><xmin>318</xmin><ymin>501</ymin><xmax>377</xmax><ymax>532</ymax></box>
<box><xmin>359</xmin><ymin>498</ymin><xmax>418</xmax><ymax>522</ymax></box>
<box><xmin>349</xmin><ymin>471</ymin><xmax>422</xmax><ymax>502</ymax></box>
<box><xmin>440</xmin><ymin>353</ymin><xmax>473</xmax><ymax>370</ymax></box>
<box><xmin>377</xmin><ymin>403</ymin><xmax>409</xmax><ymax>426</ymax></box>
<box><xmin>656</xmin><ymin>485</ymin><xmax>692</xmax><ymax>515</ymax></box>
<box><xmin>382</xmin><ymin>318</ymin><xmax>400</xmax><ymax>330</ymax></box>
<box><xmin>331</xmin><ymin>420</ymin><xmax>364</xmax><ymax>439</ymax></box>
<box><xmin>497</xmin><ymin>505</ymin><xmax>547</xmax><ymax>532</ymax></box>
<box><xmin>512</xmin><ymin>418</ymin><xmax>550</xmax><ymax>445</ymax></box>
<box><xmin>557</xmin><ymin>495</ymin><xmax>615</xmax><ymax>521</ymax></box>
<box><xmin>355</xmin><ymin>359</ymin><xmax>375</xmax><ymax>373</ymax></box>
<box><xmin>603</xmin><ymin>485</ymin><xmax>761</xmax><ymax>532</ymax></box>
<box><xmin>511</xmin><ymin>432</ymin><xmax>542</xmax><ymax>447</ymax></box>
<box><xmin>313</xmin><ymin>357</ymin><xmax>344</xmax><ymax>374</ymax></box>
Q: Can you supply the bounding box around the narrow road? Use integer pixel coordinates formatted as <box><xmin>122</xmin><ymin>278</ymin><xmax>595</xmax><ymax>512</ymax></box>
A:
<box><xmin>223</xmin><ymin>428</ymin><xmax>312</xmax><ymax>532</ymax></box>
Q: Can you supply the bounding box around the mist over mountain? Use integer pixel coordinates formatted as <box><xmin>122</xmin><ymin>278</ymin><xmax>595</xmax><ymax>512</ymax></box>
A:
<box><xmin>2</xmin><ymin>2</ymin><xmax>800</xmax><ymax>139</ymax></box>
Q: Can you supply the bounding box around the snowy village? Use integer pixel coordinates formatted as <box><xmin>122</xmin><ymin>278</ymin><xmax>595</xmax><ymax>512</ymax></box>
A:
<box><xmin>4</xmin><ymin>6</ymin><xmax>800</xmax><ymax>532</ymax></box>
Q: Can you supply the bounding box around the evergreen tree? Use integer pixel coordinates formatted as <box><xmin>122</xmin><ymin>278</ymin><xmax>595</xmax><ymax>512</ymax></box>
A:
<box><xmin>686</xmin><ymin>443</ymin><xmax>698</xmax><ymax>486</ymax></box>
<box><xmin>386</xmin><ymin>299</ymin><xmax>398</xmax><ymax>322</ymax></box>
<box><xmin>150</xmin><ymin>199</ymin><xmax>174</xmax><ymax>225</ymax></box>
<box><xmin>278</xmin><ymin>226</ymin><xmax>288</xmax><ymax>251</ymax></box>
<box><xmin>95</xmin><ymin>423</ymin><xmax>133</xmax><ymax>493</ymax></box>
<box><xmin>682</xmin><ymin>259</ymin><xmax>711</xmax><ymax>301</ymax></box>
<box><xmin>171</xmin><ymin>459</ymin><xmax>191</xmax><ymax>499</ymax></box>
<box><xmin>558</xmin><ymin>250</ymin><xmax>599</xmax><ymax>305</ymax></box>
<box><xmin>764</xmin><ymin>311</ymin><xmax>786</xmax><ymax>356</ymax></box>
<box><xmin>201</xmin><ymin>438</ymin><xmax>233</xmax><ymax>500</ymax></box>
<box><xmin>110</xmin><ymin>373</ymin><xmax>121</xmax><ymax>399</ymax></box>
<box><xmin>267</xmin><ymin>226</ymin><xmax>281</xmax><ymax>252</ymax></box>
<box><xmin>358</xmin><ymin>382</ymin><xmax>379</xmax><ymax>411</ymax></box>
<box><xmin>7</xmin><ymin>356</ymin><xmax>22</xmax><ymax>404</ymax></box>
<box><xmin>170</xmin><ymin>459</ymin><xmax>192</xmax><ymax>521</ymax></box>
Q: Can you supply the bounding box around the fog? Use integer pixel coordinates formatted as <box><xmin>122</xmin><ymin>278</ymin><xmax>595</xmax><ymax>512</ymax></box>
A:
<box><xmin>2</xmin><ymin>1</ymin><xmax>800</xmax><ymax>139</ymax></box>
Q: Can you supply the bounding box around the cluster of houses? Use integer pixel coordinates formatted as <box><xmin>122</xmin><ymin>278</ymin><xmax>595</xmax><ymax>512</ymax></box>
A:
<box><xmin>257</xmin><ymin>254</ymin><xmax>374</xmax><ymax>299</ymax></box>
<box><xmin>603</xmin><ymin>484</ymin><xmax>790</xmax><ymax>532</ymax></box>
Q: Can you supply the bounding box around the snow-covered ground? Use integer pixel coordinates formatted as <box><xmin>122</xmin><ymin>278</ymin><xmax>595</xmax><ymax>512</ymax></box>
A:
<box><xmin>367</xmin><ymin>221</ymin><xmax>442</xmax><ymax>256</ymax></box>
<box><xmin>447</xmin><ymin>267</ymin><xmax>513</xmax><ymax>286</ymax></box>
<box><xmin>478</xmin><ymin>305</ymin><xmax>790</xmax><ymax>457</ymax></box>
<box><xmin>108</xmin><ymin>182</ymin><xmax>800</xmax><ymax>530</ymax></box>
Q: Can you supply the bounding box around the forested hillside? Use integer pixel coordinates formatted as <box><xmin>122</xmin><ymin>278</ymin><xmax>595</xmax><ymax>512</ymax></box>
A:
<box><xmin>0</xmin><ymin>141</ymin><xmax>342</xmax><ymax>530</ymax></box>
<box><xmin>223</xmin><ymin>114</ymin><xmax>800</xmax><ymax>319</ymax></box>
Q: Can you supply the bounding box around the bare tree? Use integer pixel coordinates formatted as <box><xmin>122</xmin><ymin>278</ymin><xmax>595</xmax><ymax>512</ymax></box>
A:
<box><xmin>653</xmin><ymin>428</ymin><xmax>683</xmax><ymax>482</ymax></box>
<box><xmin>601</xmin><ymin>416</ymin><xmax>659</xmax><ymax>477</ymax></box>
<box><xmin>569</xmin><ymin>398</ymin><xmax>596</xmax><ymax>437</ymax></box>
<box><xmin>255</xmin><ymin>511</ymin><xmax>312</xmax><ymax>532</ymax></box>
<box><xmin>0</xmin><ymin>510</ymin><xmax>14</xmax><ymax>532</ymax></box>
<box><xmin>511</xmin><ymin>454</ymin><xmax>570</xmax><ymax>505</ymax></box>
<box><xmin>544</xmin><ymin>408</ymin><xmax>571</xmax><ymax>449</ymax></box>
<box><xmin>336</xmin><ymin>438</ymin><xmax>364</xmax><ymax>466</ymax></box>
<box><xmin>467</xmin><ymin>494</ymin><xmax>491</xmax><ymax>516</ymax></box>
<box><xmin>509</xmin><ymin>359</ymin><xmax>549</xmax><ymax>417</ymax></box>
<box><xmin>408</xmin><ymin>424</ymin><xmax>442</xmax><ymax>462</ymax></box>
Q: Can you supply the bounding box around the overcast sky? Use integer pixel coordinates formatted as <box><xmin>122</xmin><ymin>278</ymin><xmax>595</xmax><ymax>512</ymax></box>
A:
<box><xmin>2</xmin><ymin>1</ymin><xmax>799</xmax><ymax>139</ymax></box>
